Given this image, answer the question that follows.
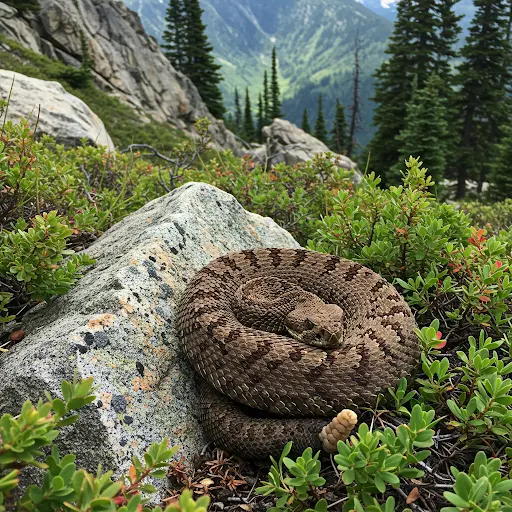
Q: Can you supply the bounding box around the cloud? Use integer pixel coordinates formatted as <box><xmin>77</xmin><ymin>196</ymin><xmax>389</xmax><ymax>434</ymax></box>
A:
<box><xmin>380</xmin><ymin>0</ymin><xmax>398</xmax><ymax>8</ymax></box>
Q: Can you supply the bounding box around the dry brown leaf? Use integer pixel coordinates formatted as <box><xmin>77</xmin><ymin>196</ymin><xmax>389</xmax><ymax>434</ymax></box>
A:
<box><xmin>406</xmin><ymin>487</ymin><xmax>421</xmax><ymax>504</ymax></box>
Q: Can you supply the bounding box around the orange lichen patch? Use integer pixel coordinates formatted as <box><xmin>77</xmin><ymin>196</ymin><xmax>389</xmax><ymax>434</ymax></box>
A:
<box><xmin>88</xmin><ymin>314</ymin><xmax>116</xmax><ymax>330</ymax></box>
<box><xmin>130</xmin><ymin>259</ymin><xmax>138</xmax><ymax>265</ymax></box>
<box><xmin>99</xmin><ymin>392</ymin><xmax>113</xmax><ymax>408</ymax></box>
<box><xmin>132</xmin><ymin>371</ymin><xmax>157</xmax><ymax>392</ymax></box>
<box><xmin>172</xmin><ymin>426</ymin><xmax>186</xmax><ymax>437</ymax></box>
<box><xmin>128</xmin><ymin>317</ymin><xmax>155</xmax><ymax>339</ymax></box>
<box><xmin>202</xmin><ymin>241</ymin><xmax>223</xmax><ymax>259</ymax></box>
<box><xmin>146</xmin><ymin>217</ymin><xmax>153</xmax><ymax>223</ymax></box>
<box><xmin>244</xmin><ymin>223</ymin><xmax>263</xmax><ymax>241</ymax></box>
<box><xmin>151</xmin><ymin>245</ymin><xmax>173</xmax><ymax>267</ymax></box>
<box><xmin>119</xmin><ymin>297</ymin><xmax>135</xmax><ymax>314</ymax></box>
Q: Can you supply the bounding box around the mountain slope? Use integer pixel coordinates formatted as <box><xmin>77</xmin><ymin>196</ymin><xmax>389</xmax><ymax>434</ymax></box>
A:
<box><xmin>123</xmin><ymin>0</ymin><xmax>393</xmax><ymax>147</ymax></box>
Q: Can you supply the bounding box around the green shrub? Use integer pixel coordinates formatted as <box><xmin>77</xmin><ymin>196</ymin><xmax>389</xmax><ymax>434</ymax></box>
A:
<box><xmin>461</xmin><ymin>199</ymin><xmax>512</xmax><ymax>236</ymax></box>
<box><xmin>442</xmin><ymin>451</ymin><xmax>512</xmax><ymax>512</ymax></box>
<box><xmin>0</xmin><ymin>375</ymin><xmax>208</xmax><ymax>511</ymax></box>
<box><xmin>0</xmin><ymin>212</ymin><xmax>94</xmax><ymax>305</ymax></box>
<box><xmin>258</xmin><ymin>404</ymin><xmax>436</xmax><ymax>512</ymax></box>
<box><xmin>310</xmin><ymin>157</ymin><xmax>512</xmax><ymax>337</ymax></box>
<box><xmin>256</xmin><ymin>441</ymin><xmax>327</xmax><ymax>512</ymax></box>
<box><xmin>185</xmin><ymin>152</ymin><xmax>355</xmax><ymax>244</ymax></box>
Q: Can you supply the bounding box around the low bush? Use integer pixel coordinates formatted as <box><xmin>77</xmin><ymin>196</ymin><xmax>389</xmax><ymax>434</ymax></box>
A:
<box><xmin>310</xmin><ymin>157</ymin><xmax>512</xmax><ymax>339</ymax></box>
<box><xmin>0</xmin><ymin>112</ymin><xmax>167</xmax><ymax>322</ymax></box>
<box><xmin>1</xmin><ymin>86</ymin><xmax>512</xmax><ymax>510</ymax></box>
<box><xmin>0</xmin><ymin>375</ymin><xmax>208</xmax><ymax>511</ymax></box>
<box><xmin>461</xmin><ymin>199</ymin><xmax>512</xmax><ymax>236</ymax></box>
<box><xmin>184</xmin><ymin>153</ymin><xmax>355</xmax><ymax>244</ymax></box>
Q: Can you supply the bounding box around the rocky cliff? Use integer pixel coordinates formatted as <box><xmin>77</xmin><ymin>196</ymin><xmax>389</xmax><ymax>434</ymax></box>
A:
<box><xmin>0</xmin><ymin>0</ymin><xmax>239</xmax><ymax>151</ymax></box>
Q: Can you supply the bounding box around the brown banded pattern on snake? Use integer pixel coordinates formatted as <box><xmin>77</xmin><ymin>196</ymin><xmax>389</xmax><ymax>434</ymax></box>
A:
<box><xmin>177</xmin><ymin>248</ymin><xmax>420</xmax><ymax>459</ymax></box>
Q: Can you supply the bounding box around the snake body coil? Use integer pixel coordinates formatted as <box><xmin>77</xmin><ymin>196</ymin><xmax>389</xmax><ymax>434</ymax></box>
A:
<box><xmin>177</xmin><ymin>248</ymin><xmax>420</xmax><ymax>458</ymax></box>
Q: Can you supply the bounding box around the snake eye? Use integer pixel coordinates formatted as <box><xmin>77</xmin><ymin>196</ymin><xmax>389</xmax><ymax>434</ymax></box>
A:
<box><xmin>305</xmin><ymin>318</ymin><xmax>316</xmax><ymax>329</ymax></box>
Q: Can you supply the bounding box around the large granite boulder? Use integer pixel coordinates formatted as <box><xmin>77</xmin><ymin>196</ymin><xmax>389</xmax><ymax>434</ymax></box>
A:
<box><xmin>262</xmin><ymin>119</ymin><xmax>360</xmax><ymax>180</ymax></box>
<box><xmin>0</xmin><ymin>70</ymin><xmax>114</xmax><ymax>150</ymax></box>
<box><xmin>0</xmin><ymin>183</ymin><xmax>299</xmax><ymax>498</ymax></box>
<box><xmin>0</xmin><ymin>0</ymin><xmax>239</xmax><ymax>152</ymax></box>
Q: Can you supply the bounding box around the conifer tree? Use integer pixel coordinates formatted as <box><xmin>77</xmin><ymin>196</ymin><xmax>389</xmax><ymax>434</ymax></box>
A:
<box><xmin>314</xmin><ymin>94</ymin><xmax>328</xmax><ymax>145</ymax></box>
<box><xmin>408</xmin><ymin>0</ymin><xmax>439</xmax><ymax>86</ymax></box>
<box><xmin>434</xmin><ymin>0</ymin><xmax>463</xmax><ymax>90</ymax></box>
<box><xmin>270</xmin><ymin>47</ymin><xmax>282</xmax><ymax>119</ymax></box>
<box><xmin>257</xmin><ymin>93</ymin><xmax>265</xmax><ymax>142</ymax></box>
<box><xmin>162</xmin><ymin>0</ymin><xmax>186</xmax><ymax>71</ymax></box>
<box><xmin>347</xmin><ymin>37</ymin><xmax>361</xmax><ymax>158</ymax></box>
<box><xmin>392</xmin><ymin>75</ymin><xmax>449</xmax><ymax>185</ymax></box>
<box><xmin>434</xmin><ymin>0</ymin><xmax>463</xmax><ymax>179</ymax></box>
<box><xmin>368</xmin><ymin>0</ymin><xmax>459</xmax><ymax>185</ymax></box>
<box><xmin>367</xmin><ymin>0</ymin><xmax>418</xmax><ymax>184</ymax></box>
<box><xmin>301</xmin><ymin>109</ymin><xmax>311</xmax><ymax>134</ymax></box>
<box><xmin>234</xmin><ymin>88</ymin><xmax>242</xmax><ymax>132</ymax></box>
<box><xmin>453</xmin><ymin>0</ymin><xmax>510</xmax><ymax>198</ymax></box>
<box><xmin>263</xmin><ymin>70</ymin><xmax>271</xmax><ymax>124</ymax></box>
<box><xmin>243</xmin><ymin>88</ymin><xmax>255</xmax><ymax>141</ymax></box>
<box><xmin>488</xmin><ymin>124</ymin><xmax>512</xmax><ymax>201</ymax></box>
<box><xmin>330</xmin><ymin>99</ymin><xmax>348</xmax><ymax>154</ymax></box>
<box><xmin>180</xmin><ymin>0</ymin><xmax>225</xmax><ymax>118</ymax></box>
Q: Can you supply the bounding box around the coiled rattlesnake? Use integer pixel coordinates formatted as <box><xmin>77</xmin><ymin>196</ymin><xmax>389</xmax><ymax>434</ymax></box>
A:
<box><xmin>177</xmin><ymin>248</ymin><xmax>420</xmax><ymax>459</ymax></box>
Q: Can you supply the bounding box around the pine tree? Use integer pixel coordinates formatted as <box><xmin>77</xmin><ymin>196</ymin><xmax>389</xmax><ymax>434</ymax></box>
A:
<box><xmin>234</xmin><ymin>88</ymin><xmax>242</xmax><ymax>132</ymax></box>
<box><xmin>454</xmin><ymin>0</ymin><xmax>511</xmax><ymax>198</ymax></box>
<box><xmin>347</xmin><ymin>37</ymin><xmax>361</xmax><ymax>158</ymax></box>
<box><xmin>162</xmin><ymin>0</ymin><xmax>186</xmax><ymax>71</ymax></box>
<box><xmin>330</xmin><ymin>99</ymin><xmax>348</xmax><ymax>154</ymax></box>
<box><xmin>180</xmin><ymin>0</ymin><xmax>225</xmax><ymax>118</ymax></box>
<box><xmin>270</xmin><ymin>47</ymin><xmax>282</xmax><ymax>119</ymax></box>
<box><xmin>392</xmin><ymin>75</ymin><xmax>449</xmax><ymax>185</ymax></box>
<box><xmin>368</xmin><ymin>0</ymin><xmax>458</xmax><ymax>185</ymax></box>
<box><xmin>434</xmin><ymin>0</ymin><xmax>463</xmax><ymax>90</ymax></box>
<box><xmin>257</xmin><ymin>93</ymin><xmax>264</xmax><ymax>142</ymax></box>
<box><xmin>301</xmin><ymin>109</ymin><xmax>311</xmax><ymax>134</ymax></box>
<box><xmin>243</xmin><ymin>87</ymin><xmax>255</xmax><ymax>141</ymax></box>
<box><xmin>408</xmin><ymin>0</ymin><xmax>439</xmax><ymax>87</ymax></box>
<box><xmin>434</xmin><ymin>0</ymin><xmax>463</xmax><ymax>181</ymax></box>
<box><xmin>263</xmin><ymin>70</ymin><xmax>271</xmax><ymax>124</ymax></box>
<box><xmin>367</xmin><ymin>0</ymin><xmax>419</xmax><ymax>185</ymax></box>
<box><xmin>78</xmin><ymin>31</ymin><xmax>93</xmax><ymax>87</ymax></box>
<box><xmin>314</xmin><ymin>94</ymin><xmax>328</xmax><ymax>145</ymax></box>
<box><xmin>488</xmin><ymin>124</ymin><xmax>512</xmax><ymax>201</ymax></box>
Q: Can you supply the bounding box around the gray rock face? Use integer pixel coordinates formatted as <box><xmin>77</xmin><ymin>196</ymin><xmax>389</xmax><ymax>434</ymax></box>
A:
<box><xmin>0</xmin><ymin>69</ymin><xmax>114</xmax><ymax>150</ymax></box>
<box><xmin>0</xmin><ymin>0</ymin><xmax>239</xmax><ymax>152</ymax></box>
<box><xmin>0</xmin><ymin>183</ymin><xmax>299</xmax><ymax>498</ymax></box>
<box><xmin>262</xmin><ymin>119</ymin><xmax>361</xmax><ymax>181</ymax></box>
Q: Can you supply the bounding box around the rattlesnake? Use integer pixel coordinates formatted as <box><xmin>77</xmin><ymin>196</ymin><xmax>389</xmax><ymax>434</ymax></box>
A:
<box><xmin>177</xmin><ymin>248</ymin><xmax>420</xmax><ymax>459</ymax></box>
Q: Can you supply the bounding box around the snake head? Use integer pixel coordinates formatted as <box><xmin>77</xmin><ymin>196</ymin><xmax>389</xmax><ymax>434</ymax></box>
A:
<box><xmin>286</xmin><ymin>303</ymin><xmax>344</xmax><ymax>349</ymax></box>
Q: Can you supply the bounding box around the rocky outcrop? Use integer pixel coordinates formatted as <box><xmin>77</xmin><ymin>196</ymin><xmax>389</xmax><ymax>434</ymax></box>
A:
<box><xmin>0</xmin><ymin>0</ymin><xmax>239</xmax><ymax>152</ymax></box>
<box><xmin>0</xmin><ymin>70</ymin><xmax>114</xmax><ymax>150</ymax></box>
<box><xmin>0</xmin><ymin>183</ymin><xmax>299</xmax><ymax>499</ymax></box>
<box><xmin>261</xmin><ymin>119</ymin><xmax>360</xmax><ymax>181</ymax></box>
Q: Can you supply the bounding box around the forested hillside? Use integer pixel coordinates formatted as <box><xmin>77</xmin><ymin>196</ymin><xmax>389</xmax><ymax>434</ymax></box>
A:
<box><xmin>124</xmin><ymin>0</ymin><xmax>393</xmax><ymax>146</ymax></box>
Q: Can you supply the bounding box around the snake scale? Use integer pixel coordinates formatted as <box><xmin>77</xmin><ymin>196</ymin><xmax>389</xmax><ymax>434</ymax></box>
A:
<box><xmin>177</xmin><ymin>248</ymin><xmax>420</xmax><ymax>459</ymax></box>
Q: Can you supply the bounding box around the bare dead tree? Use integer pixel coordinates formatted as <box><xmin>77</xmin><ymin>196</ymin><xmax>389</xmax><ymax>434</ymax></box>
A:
<box><xmin>347</xmin><ymin>35</ymin><xmax>361</xmax><ymax>158</ymax></box>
